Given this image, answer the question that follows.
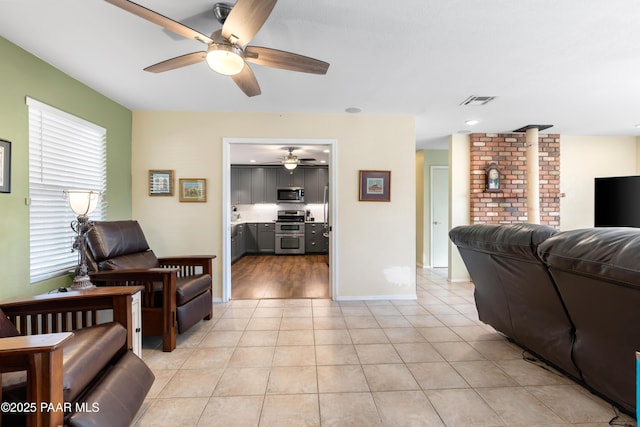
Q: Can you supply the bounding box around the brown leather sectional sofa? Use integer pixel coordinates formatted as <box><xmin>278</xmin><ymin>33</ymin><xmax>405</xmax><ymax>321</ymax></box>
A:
<box><xmin>450</xmin><ymin>223</ymin><xmax>640</xmax><ymax>416</ymax></box>
<box><xmin>0</xmin><ymin>287</ymin><xmax>155</xmax><ymax>426</ymax></box>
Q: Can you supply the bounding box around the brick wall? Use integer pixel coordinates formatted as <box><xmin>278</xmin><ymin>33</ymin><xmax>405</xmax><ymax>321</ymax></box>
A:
<box><xmin>470</xmin><ymin>133</ymin><xmax>560</xmax><ymax>227</ymax></box>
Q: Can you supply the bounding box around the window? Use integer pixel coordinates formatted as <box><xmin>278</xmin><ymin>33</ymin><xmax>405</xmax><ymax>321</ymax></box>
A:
<box><xmin>27</xmin><ymin>97</ymin><xmax>107</xmax><ymax>283</ymax></box>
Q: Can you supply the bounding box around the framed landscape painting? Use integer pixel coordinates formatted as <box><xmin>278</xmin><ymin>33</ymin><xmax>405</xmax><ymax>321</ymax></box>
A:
<box><xmin>179</xmin><ymin>178</ymin><xmax>206</xmax><ymax>202</ymax></box>
<box><xmin>359</xmin><ymin>170</ymin><xmax>390</xmax><ymax>202</ymax></box>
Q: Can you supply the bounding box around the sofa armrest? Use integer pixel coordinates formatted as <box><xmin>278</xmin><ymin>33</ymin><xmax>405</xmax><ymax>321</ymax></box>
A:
<box><xmin>1</xmin><ymin>287</ymin><xmax>143</xmax><ymax>353</ymax></box>
<box><xmin>0</xmin><ymin>332</ymin><xmax>74</xmax><ymax>427</ymax></box>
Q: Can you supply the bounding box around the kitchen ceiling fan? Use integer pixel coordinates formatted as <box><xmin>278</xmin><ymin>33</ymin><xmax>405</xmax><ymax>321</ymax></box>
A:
<box><xmin>105</xmin><ymin>0</ymin><xmax>330</xmax><ymax>97</ymax></box>
<box><xmin>278</xmin><ymin>147</ymin><xmax>316</xmax><ymax>170</ymax></box>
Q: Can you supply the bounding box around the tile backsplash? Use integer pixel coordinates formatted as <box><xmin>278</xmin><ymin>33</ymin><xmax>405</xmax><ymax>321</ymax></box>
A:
<box><xmin>233</xmin><ymin>204</ymin><xmax>326</xmax><ymax>223</ymax></box>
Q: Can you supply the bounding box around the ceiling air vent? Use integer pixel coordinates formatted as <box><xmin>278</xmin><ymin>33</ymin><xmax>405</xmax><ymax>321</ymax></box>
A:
<box><xmin>460</xmin><ymin>96</ymin><xmax>496</xmax><ymax>106</ymax></box>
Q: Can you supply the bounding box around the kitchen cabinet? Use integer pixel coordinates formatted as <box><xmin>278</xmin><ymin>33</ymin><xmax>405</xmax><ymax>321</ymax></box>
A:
<box><xmin>251</xmin><ymin>167</ymin><xmax>277</xmax><ymax>203</ymax></box>
<box><xmin>231</xmin><ymin>166</ymin><xmax>252</xmax><ymax>204</ymax></box>
<box><xmin>245</xmin><ymin>223</ymin><xmax>258</xmax><ymax>252</ymax></box>
<box><xmin>258</xmin><ymin>222</ymin><xmax>275</xmax><ymax>253</ymax></box>
<box><xmin>304</xmin><ymin>167</ymin><xmax>329</xmax><ymax>203</ymax></box>
<box><xmin>277</xmin><ymin>167</ymin><xmax>304</xmax><ymax>187</ymax></box>
<box><xmin>305</xmin><ymin>223</ymin><xmax>328</xmax><ymax>253</ymax></box>
<box><xmin>231</xmin><ymin>223</ymin><xmax>248</xmax><ymax>263</ymax></box>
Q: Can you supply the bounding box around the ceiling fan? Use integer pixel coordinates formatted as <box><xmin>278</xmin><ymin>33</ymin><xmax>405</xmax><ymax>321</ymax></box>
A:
<box><xmin>280</xmin><ymin>147</ymin><xmax>316</xmax><ymax>170</ymax></box>
<box><xmin>105</xmin><ymin>0</ymin><xmax>330</xmax><ymax>97</ymax></box>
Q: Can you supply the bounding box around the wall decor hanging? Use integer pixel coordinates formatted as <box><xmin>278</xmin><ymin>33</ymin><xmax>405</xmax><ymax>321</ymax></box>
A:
<box><xmin>149</xmin><ymin>170</ymin><xmax>174</xmax><ymax>196</ymax></box>
<box><xmin>179</xmin><ymin>178</ymin><xmax>207</xmax><ymax>202</ymax></box>
<box><xmin>359</xmin><ymin>170</ymin><xmax>390</xmax><ymax>202</ymax></box>
<box><xmin>0</xmin><ymin>139</ymin><xmax>11</xmax><ymax>193</ymax></box>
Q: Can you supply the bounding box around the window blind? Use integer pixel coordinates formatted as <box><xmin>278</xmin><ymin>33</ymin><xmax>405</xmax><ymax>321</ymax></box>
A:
<box><xmin>27</xmin><ymin>97</ymin><xmax>107</xmax><ymax>283</ymax></box>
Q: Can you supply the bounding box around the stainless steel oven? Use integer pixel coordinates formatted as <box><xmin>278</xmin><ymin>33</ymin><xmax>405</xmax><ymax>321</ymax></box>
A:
<box><xmin>275</xmin><ymin>210</ymin><xmax>305</xmax><ymax>255</ymax></box>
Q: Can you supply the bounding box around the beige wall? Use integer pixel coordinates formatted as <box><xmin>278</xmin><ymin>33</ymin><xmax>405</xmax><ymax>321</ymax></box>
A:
<box><xmin>448</xmin><ymin>134</ymin><xmax>471</xmax><ymax>281</ymax></box>
<box><xmin>560</xmin><ymin>135</ymin><xmax>638</xmax><ymax>230</ymax></box>
<box><xmin>132</xmin><ymin>111</ymin><xmax>416</xmax><ymax>300</ymax></box>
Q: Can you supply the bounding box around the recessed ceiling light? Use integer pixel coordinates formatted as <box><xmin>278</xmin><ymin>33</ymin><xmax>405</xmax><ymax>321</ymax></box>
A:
<box><xmin>249</xmin><ymin>159</ymin><xmax>256</xmax><ymax>163</ymax></box>
<box><xmin>320</xmin><ymin>160</ymin><xmax>327</xmax><ymax>163</ymax></box>
<box><xmin>345</xmin><ymin>107</ymin><xmax>362</xmax><ymax>114</ymax></box>
<box><xmin>635</xmin><ymin>124</ymin><xmax>640</xmax><ymax>128</ymax></box>
<box><xmin>465</xmin><ymin>119</ymin><xmax>480</xmax><ymax>126</ymax></box>
<box><xmin>323</xmin><ymin>149</ymin><xmax>330</xmax><ymax>153</ymax></box>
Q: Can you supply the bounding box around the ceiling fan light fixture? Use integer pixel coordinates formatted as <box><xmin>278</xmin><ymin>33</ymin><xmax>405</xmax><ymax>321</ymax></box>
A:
<box><xmin>283</xmin><ymin>155</ymin><xmax>298</xmax><ymax>170</ymax></box>
<box><xmin>206</xmin><ymin>44</ymin><xmax>245</xmax><ymax>75</ymax></box>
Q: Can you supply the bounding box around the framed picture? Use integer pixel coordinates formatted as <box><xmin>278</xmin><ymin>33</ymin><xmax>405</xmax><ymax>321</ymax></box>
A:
<box><xmin>0</xmin><ymin>139</ymin><xmax>11</xmax><ymax>193</ymax></box>
<box><xmin>179</xmin><ymin>178</ymin><xmax>207</xmax><ymax>202</ymax></box>
<box><xmin>149</xmin><ymin>170</ymin><xmax>174</xmax><ymax>196</ymax></box>
<box><xmin>359</xmin><ymin>170</ymin><xmax>391</xmax><ymax>202</ymax></box>
<box><xmin>485</xmin><ymin>162</ymin><xmax>501</xmax><ymax>192</ymax></box>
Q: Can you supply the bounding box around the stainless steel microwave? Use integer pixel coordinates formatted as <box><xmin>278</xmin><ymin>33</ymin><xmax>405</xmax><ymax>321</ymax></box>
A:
<box><xmin>277</xmin><ymin>187</ymin><xmax>304</xmax><ymax>203</ymax></box>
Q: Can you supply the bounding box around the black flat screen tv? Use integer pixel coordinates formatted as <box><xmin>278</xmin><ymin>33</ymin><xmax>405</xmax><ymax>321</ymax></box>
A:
<box><xmin>594</xmin><ymin>175</ymin><xmax>640</xmax><ymax>228</ymax></box>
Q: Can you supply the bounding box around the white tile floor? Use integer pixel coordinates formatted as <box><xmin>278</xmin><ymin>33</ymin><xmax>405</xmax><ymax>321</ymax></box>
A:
<box><xmin>133</xmin><ymin>268</ymin><xmax>637</xmax><ymax>426</ymax></box>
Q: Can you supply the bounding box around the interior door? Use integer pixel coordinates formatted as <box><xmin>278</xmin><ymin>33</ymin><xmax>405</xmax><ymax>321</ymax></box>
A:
<box><xmin>431</xmin><ymin>166</ymin><xmax>449</xmax><ymax>268</ymax></box>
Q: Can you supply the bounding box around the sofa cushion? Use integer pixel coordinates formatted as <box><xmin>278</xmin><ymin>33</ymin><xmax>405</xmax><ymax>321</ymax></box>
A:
<box><xmin>0</xmin><ymin>308</ymin><xmax>19</xmax><ymax>338</ymax></box>
<box><xmin>62</xmin><ymin>322</ymin><xmax>127</xmax><ymax>402</ymax></box>
<box><xmin>176</xmin><ymin>274</ymin><xmax>211</xmax><ymax>306</ymax></box>
<box><xmin>67</xmin><ymin>352</ymin><xmax>155</xmax><ymax>427</ymax></box>
<box><xmin>98</xmin><ymin>250</ymin><xmax>160</xmax><ymax>271</ymax></box>
<box><xmin>538</xmin><ymin>227</ymin><xmax>640</xmax><ymax>287</ymax></box>
<box><xmin>86</xmin><ymin>220</ymin><xmax>151</xmax><ymax>262</ymax></box>
<box><xmin>449</xmin><ymin>223</ymin><xmax>559</xmax><ymax>261</ymax></box>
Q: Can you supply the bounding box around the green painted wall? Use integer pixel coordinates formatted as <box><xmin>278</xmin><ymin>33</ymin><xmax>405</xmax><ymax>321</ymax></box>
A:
<box><xmin>0</xmin><ymin>37</ymin><xmax>132</xmax><ymax>299</ymax></box>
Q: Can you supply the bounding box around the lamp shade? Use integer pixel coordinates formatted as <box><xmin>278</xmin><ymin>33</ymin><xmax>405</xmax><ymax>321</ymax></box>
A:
<box><xmin>64</xmin><ymin>189</ymin><xmax>100</xmax><ymax>216</ymax></box>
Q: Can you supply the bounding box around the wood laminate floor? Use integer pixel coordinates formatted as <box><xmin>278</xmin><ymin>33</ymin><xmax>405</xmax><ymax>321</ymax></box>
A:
<box><xmin>231</xmin><ymin>254</ymin><xmax>330</xmax><ymax>299</ymax></box>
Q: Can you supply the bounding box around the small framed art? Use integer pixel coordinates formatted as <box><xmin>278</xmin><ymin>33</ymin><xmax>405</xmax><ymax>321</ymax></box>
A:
<box><xmin>359</xmin><ymin>170</ymin><xmax>391</xmax><ymax>202</ymax></box>
<box><xmin>0</xmin><ymin>139</ymin><xmax>11</xmax><ymax>193</ymax></box>
<box><xmin>149</xmin><ymin>170</ymin><xmax>174</xmax><ymax>196</ymax></box>
<box><xmin>179</xmin><ymin>178</ymin><xmax>207</xmax><ymax>202</ymax></box>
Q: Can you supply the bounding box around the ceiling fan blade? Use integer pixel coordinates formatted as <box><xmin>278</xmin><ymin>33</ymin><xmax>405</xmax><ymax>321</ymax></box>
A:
<box><xmin>231</xmin><ymin>63</ymin><xmax>261</xmax><ymax>97</ymax></box>
<box><xmin>244</xmin><ymin>46</ymin><xmax>329</xmax><ymax>74</ymax></box>
<box><xmin>221</xmin><ymin>0</ymin><xmax>277</xmax><ymax>46</ymax></box>
<box><xmin>144</xmin><ymin>52</ymin><xmax>207</xmax><ymax>73</ymax></box>
<box><xmin>105</xmin><ymin>0</ymin><xmax>213</xmax><ymax>44</ymax></box>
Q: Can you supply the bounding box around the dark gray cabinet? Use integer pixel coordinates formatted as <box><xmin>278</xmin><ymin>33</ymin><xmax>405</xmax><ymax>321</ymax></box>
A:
<box><xmin>277</xmin><ymin>168</ymin><xmax>304</xmax><ymax>187</ymax></box>
<box><xmin>231</xmin><ymin>167</ymin><xmax>252</xmax><ymax>204</ymax></box>
<box><xmin>251</xmin><ymin>167</ymin><xmax>277</xmax><ymax>203</ymax></box>
<box><xmin>245</xmin><ymin>223</ymin><xmax>258</xmax><ymax>252</ymax></box>
<box><xmin>258</xmin><ymin>223</ymin><xmax>275</xmax><ymax>253</ymax></box>
<box><xmin>304</xmin><ymin>167</ymin><xmax>329</xmax><ymax>203</ymax></box>
<box><xmin>305</xmin><ymin>223</ymin><xmax>328</xmax><ymax>253</ymax></box>
<box><xmin>231</xmin><ymin>223</ymin><xmax>247</xmax><ymax>263</ymax></box>
<box><xmin>232</xmin><ymin>165</ymin><xmax>328</xmax><ymax>205</ymax></box>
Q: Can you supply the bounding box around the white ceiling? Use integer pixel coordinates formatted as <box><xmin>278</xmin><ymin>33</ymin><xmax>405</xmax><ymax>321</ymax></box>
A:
<box><xmin>2</xmin><ymin>0</ymin><xmax>640</xmax><ymax>154</ymax></box>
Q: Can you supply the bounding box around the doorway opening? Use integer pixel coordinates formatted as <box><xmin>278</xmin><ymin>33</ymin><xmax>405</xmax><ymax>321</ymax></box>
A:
<box><xmin>222</xmin><ymin>138</ymin><xmax>338</xmax><ymax>302</ymax></box>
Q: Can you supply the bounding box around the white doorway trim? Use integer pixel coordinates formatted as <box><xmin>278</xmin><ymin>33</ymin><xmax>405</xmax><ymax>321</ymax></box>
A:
<box><xmin>222</xmin><ymin>137</ymin><xmax>338</xmax><ymax>302</ymax></box>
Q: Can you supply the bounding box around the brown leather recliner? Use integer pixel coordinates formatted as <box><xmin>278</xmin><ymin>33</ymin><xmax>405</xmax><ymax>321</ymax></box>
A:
<box><xmin>84</xmin><ymin>220</ymin><xmax>216</xmax><ymax>351</ymax></box>
<box><xmin>449</xmin><ymin>223</ymin><xmax>579</xmax><ymax>378</ymax></box>
<box><xmin>0</xmin><ymin>287</ymin><xmax>154</xmax><ymax>427</ymax></box>
<box><xmin>538</xmin><ymin>227</ymin><xmax>640</xmax><ymax>415</ymax></box>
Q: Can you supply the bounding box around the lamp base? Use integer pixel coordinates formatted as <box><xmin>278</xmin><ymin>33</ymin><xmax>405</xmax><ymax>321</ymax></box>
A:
<box><xmin>71</xmin><ymin>274</ymin><xmax>96</xmax><ymax>290</ymax></box>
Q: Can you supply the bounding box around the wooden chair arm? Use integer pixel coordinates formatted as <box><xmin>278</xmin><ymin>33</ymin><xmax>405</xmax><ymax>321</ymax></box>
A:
<box><xmin>1</xmin><ymin>287</ymin><xmax>143</xmax><ymax>352</ymax></box>
<box><xmin>158</xmin><ymin>256</ymin><xmax>215</xmax><ymax>276</ymax></box>
<box><xmin>0</xmin><ymin>332</ymin><xmax>73</xmax><ymax>427</ymax></box>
